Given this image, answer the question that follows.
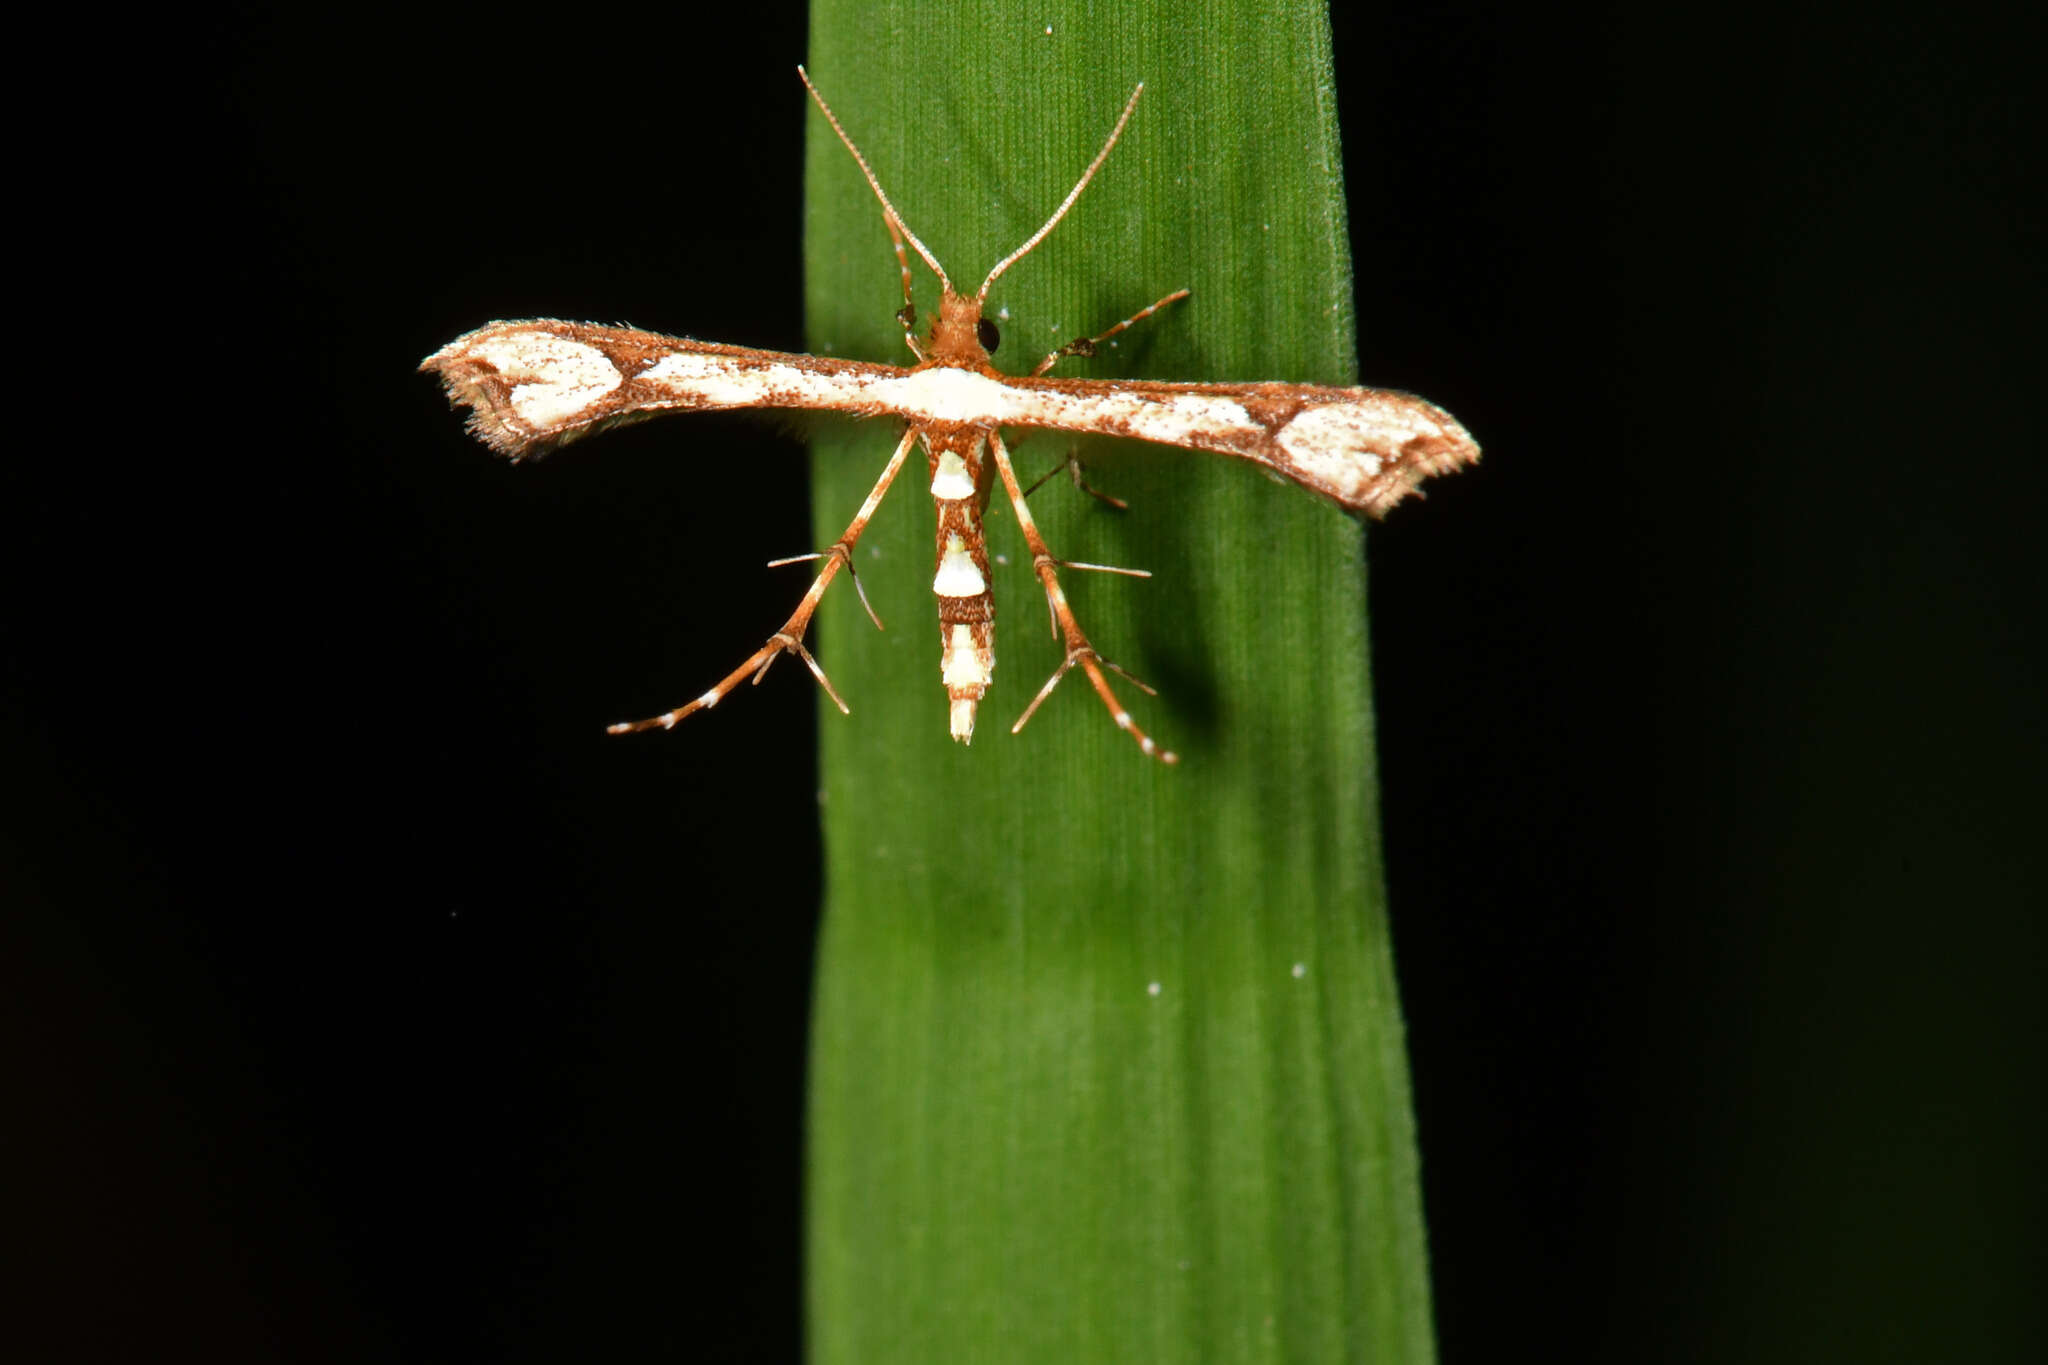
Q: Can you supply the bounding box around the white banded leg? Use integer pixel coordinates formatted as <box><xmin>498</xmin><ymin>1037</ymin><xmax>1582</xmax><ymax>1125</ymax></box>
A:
<box><xmin>1030</xmin><ymin>288</ymin><xmax>1191</xmax><ymax>377</ymax></box>
<box><xmin>608</xmin><ymin>427</ymin><xmax>918</xmax><ymax>735</ymax></box>
<box><xmin>988</xmin><ymin>431</ymin><xmax>1177</xmax><ymax>764</ymax></box>
<box><xmin>1023</xmin><ymin>449</ymin><xmax>1130</xmax><ymax>511</ymax></box>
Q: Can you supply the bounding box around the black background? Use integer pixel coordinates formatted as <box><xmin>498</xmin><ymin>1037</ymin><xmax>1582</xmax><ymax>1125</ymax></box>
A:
<box><xmin>12</xmin><ymin>4</ymin><xmax>2039</xmax><ymax>1361</ymax></box>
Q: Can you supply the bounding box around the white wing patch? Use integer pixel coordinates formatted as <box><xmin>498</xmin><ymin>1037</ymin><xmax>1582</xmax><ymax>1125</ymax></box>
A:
<box><xmin>874</xmin><ymin>368</ymin><xmax>1013</xmax><ymax>422</ymax></box>
<box><xmin>637</xmin><ymin>352</ymin><xmax>872</xmax><ymax>411</ymax></box>
<box><xmin>1123</xmin><ymin>392</ymin><xmax>1259</xmax><ymax>445</ymax></box>
<box><xmin>873</xmin><ymin>371</ymin><xmax>1265</xmax><ymax>450</ymax></box>
<box><xmin>467</xmin><ymin>332</ymin><xmax>623</xmax><ymax>429</ymax></box>
<box><xmin>1275</xmin><ymin>400</ymin><xmax>1420</xmax><ymax>501</ymax></box>
<box><xmin>986</xmin><ymin>384</ymin><xmax>1260</xmax><ymax>447</ymax></box>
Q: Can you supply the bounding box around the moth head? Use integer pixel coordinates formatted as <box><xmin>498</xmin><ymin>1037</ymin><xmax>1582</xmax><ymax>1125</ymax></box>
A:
<box><xmin>925</xmin><ymin>289</ymin><xmax>998</xmax><ymax>368</ymax></box>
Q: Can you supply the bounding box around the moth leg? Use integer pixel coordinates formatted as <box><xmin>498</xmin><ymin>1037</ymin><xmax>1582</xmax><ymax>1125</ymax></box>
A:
<box><xmin>1029</xmin><ymin>288</ymin><xmax>1190</xmax><ymax>377</ymax></box>
<box><xmin>766</xmin><ymin>547</ymin><xmax>885</xmax><ymax>631</ymax></box>
<box><xmin>1023</xmin><ymin>448</ymin><xmax>1129</xmax><ymax>511</ymax></box>
<box><xmin>1022</xmin><ymin>448</ymin><xmax>1149</xmax><ymax>576</ymax></box>
<box><xmin>987</xmin><ymin>431</ymin><xmax>1177</xmax><ymax>764</ymax></box>
<box><xmin>607</xmin><ymin>427</ymin><xmax>918</xmax><ymax>735</ymax></box>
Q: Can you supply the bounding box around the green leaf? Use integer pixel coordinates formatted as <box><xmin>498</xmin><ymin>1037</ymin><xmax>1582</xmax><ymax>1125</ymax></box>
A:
<box><xmin>802</xmin><ymin>3</ymin><xmax>1436</xmax><ymax>1361</ymax></box>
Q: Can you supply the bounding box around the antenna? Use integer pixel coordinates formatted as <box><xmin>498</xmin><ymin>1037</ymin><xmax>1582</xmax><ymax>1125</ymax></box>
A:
<box><xmin>799</xmin><ymin>65</ymin><xmax>952</xmax><ymax>297</ymax></box>
<box><xmin>979</xmin><ymin>83</ymin><xmax>1146</xmax><ymax>299</ymax></box>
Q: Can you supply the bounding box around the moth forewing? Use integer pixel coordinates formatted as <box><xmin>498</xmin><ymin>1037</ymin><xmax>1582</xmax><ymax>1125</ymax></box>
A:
<box><xmin>422</xmin><ymin>326</ymin><xmax>1475</xmax><ymax>518</ymax></box>
<box><xmin>420</xmin><ymin>70</ymin><xmax>1479</xmax><ymax>764</ymax></box>
<box><xmin>420</xmin><ymin>323</ymin><xmax>903</xmax><ymax>459</ymax></box>
<box><xmin>957</xmin><ymin>373</ymin><xmax>1476</xmax><ymax>518</ymax></box>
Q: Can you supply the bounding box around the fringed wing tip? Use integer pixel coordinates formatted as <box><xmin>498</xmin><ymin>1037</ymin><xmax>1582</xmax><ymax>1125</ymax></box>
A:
<box><xmin>1355</xmin><ymin>415</ymin><xmax>1481</xmax><ymax>520</ymax></box>
<box><xmin>419</xmin><ymin>328</ymin><xmax>549</xmax><ymax>460</ymax></box>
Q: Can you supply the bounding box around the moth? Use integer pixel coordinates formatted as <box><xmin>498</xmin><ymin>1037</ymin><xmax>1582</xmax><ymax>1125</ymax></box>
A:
<box><xmin>422</xmin><ymin>69</ymin><xmax>1478</xmax><ymax>763</ymax></box>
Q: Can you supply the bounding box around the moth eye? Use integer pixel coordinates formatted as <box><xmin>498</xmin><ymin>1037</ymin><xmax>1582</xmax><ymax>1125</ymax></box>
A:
<box><xmin>977</xmin><ymin>318</ymin><xmax>1001</xmax><ymax>353</ymax></box>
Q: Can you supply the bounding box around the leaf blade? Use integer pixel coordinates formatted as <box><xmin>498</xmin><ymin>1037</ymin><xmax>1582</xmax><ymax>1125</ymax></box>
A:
<box><xmin>802</xmin><ymin>4</ymin><xmax>1436</xmax><ymax>1362</ymax></box>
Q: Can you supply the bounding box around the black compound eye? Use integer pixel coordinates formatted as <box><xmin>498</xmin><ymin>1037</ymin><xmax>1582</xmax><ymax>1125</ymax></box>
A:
<box><xmin>976</xmin><ymin>318</ymin><xmax>1000</xmax><ymax>353</ymax></box>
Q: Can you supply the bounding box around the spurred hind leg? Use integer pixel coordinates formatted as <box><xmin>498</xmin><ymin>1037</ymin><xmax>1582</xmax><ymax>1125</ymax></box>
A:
<box><xmin>987</xmin><ymin>430</ymin><xmax>1176</xmax><ymax>763</ymax></box>
<box><xmin>608</xmin><ymin>427</ymin><xmax>917</xmax><ymax>735</ymax></box>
